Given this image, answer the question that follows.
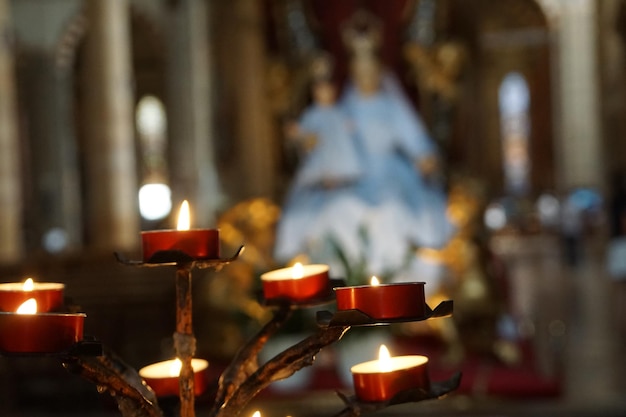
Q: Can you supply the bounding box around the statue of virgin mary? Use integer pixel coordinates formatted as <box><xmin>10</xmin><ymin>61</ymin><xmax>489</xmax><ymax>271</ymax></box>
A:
<box><xmin>274</xmin><ymin>11</ymin><xmax>454</xmax><ymax>283</ymax></box>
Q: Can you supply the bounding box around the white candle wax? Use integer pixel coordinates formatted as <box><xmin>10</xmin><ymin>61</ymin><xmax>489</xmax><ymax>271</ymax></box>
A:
<box><xmin>261</xmin><ymin>263</ymin><xmax>329</xmax><ymax>281</ymax></box>
<box><xmin>139</xmin><ymin>358</ymin><xmax>208</xmax><ymax>378</ymax></box>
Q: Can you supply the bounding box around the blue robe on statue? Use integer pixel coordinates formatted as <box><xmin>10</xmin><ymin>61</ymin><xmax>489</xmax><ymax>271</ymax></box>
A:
<box><xmin>274</xmin><ymin>73</ymin><xmax>454</xmax><ymax>278</ymax></box>
<box><xmin>337</xmin><ymin>73</ymin><xmax>454</xmax><ymax>274</ymax></box>
<box><xmin>273</xmin><ymin>103</ymin><xmax>363</xmax><ymax>264</ymax></box>
<box><xmin>293</xmin><ymin>104</ymin><xmax>362</xmax><ymax>187</ymax></box>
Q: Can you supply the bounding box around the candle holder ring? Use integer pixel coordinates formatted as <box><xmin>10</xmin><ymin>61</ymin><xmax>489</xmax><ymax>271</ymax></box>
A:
<box><xmin>65</xmin><ymin>337</ymin><xmax>104</xmax><ymax>357</ymax></box>
<box><xmin>334</xmin><ymin>372</ymin><xmax>462</xmax><ymax>417</ymax></box>
<box><xmin>114</xmin><ymin>245</ymin><xmax>244</xmax><ymax>269</ymax></box>
<box><xmin>258</xmin><ymin>278</ymin><xmax>346</xmax><ymax>309</ymax></box>
<box><xmin>316</xmin><ymin>300</ymin><xmax>453</xmax><ymax>327</ymax></box>
<box><xmin>0</xmin><ymin>337</ymin><xmax>102</xmax><ymax>358</ymax></box>
<box><xmin>63</xmin><ymin>344</ymin><xmax>162</xmax><ymax>417</ymax></box>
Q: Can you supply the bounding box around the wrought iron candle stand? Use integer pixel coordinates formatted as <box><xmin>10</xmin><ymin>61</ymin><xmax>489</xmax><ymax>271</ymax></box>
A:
<box><xmin>114</xmin><ymin>247</ymin><xmax>245</xmax><ymax>417</ymax></box>
<box><xmin>1</xmin><ymin>244</ymin><xmax>460</xmax><ymax>417</ymax></box>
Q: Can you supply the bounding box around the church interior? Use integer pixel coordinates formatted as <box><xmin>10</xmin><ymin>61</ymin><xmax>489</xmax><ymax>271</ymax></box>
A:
<box><xmin>1</xmin><ymin>0</ymin><xmax>626</xmax><ymax>416</ymax></box>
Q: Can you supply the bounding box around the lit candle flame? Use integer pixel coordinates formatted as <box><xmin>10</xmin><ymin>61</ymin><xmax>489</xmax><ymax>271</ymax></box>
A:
<box><xmin>17</xmin><ymin>298</ymin><xmax>37</xmax><ymax>315</ymax></box>
<box><xmin>23</xmin><ymin>278</ymin><xmax>34</xmax><ymax>291</ymax></box>
<box><xmin>252</xmin><ymin>411</ymin><xmax>261</xmax><ymax>417</ymax></box>
<box><xmin>292</xmin><ymin>262</ymin><xmax>304</xmax><ymax>279</ymax></box>
<box><xmin>177</xmin><ymin>200</ymin><xmax>190</xmax><ymax>231</ymax></box>
<box><xmin>169</xmin><ymin>358</ymin><xmax>183</xmax><ymax>377</ymax></box>
<box><xmin>370</xmin><ymin>276</ymin><xmax>380</xmax><ymax>286</ymax></box>
<box><xmin>378</xmin><ymin>344</ymin><xmax>392</xmax><ymax>372</ymax></box>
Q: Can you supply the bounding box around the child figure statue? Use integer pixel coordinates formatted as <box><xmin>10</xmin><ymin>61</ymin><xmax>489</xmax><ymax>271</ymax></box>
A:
<box><xmin>274</xmin><ymin>53</ymin><xmax>364</xmax><ymax>263</ymax></box>
<box><xmin>285</xmin><ymin>54</ymin><xmax>362</xmax><ymax>189</ymax></box>
<box><xmin>275</xmin><ymin>11</ymin><xmax>454</xmax><ymax>283</ymax></box>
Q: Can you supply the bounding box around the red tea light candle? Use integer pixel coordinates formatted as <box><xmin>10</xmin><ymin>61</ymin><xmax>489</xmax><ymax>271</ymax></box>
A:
<box><xmin>261</xmin><ymin>262</ymin><xmax>330</xmax><ymax>302</ymax></box>
<box><xmin>351</xmin><ymin>344</ymin><xmax>429</xmax><ymax>402</ymax></box>
<box><xmin>0</xmin><ymin>278</ymin><xmax>64</xmax><ymax>313</ymax></box>
<box><xmin>0</xmin><ymin>299</ymin><xmax>85</xmax><ymax>353</ymax></box>
<box><xmin>139</xmin><ymin>358</ymin><xmax>209</xmax><ymax>397</ymax></box>
<box><xmin>334</xmin><ymin>277</ymin><xmax>426</xmax><ymax>320</ymax></box>
<box><xmin>141</xmin><ymin>200</ymin><xmax>220</xmax><ymax>261</ymax></box>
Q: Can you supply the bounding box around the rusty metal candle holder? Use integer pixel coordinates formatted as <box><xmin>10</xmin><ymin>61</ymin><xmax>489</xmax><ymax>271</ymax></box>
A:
<box><xmin>0</xmin><ymin>337</ymin><xmax>102</xmax><ymax>358</ymax></box>
<box><xmin>257</xmin><ymin>278</ymin><xmax>346</xmax><ymax>308</ymax></box>
<box><xmin>334</xmin><ymin>372</ymin><xmax>462</xmax><ymax>417</ymax></box>
<box><xmin>114</xmin><ymin>245</ymin><xmax>244</xmax><ymax>268</ymax></box>
<box><xmin>114</xmin><ymin>245</ymin><xmax>244</xmax><ymax>417</ymax></box>
<box><xmin>2</xmin><ymin>243</ymin><xmax>460</xmax><ymax>417</ymax></box>
<box><xmin>316</xmin><ymin>300</ymin><xmax>454</xmax><ymax>327</ymax></box>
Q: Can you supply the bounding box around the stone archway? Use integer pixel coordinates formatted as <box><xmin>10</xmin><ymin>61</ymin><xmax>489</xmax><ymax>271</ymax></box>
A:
<box><xmin>438</xmin><ymin>0</ymin><xmax>554</xmax><ymax>196</ymax></box>
<box><xmin>56</xmin><ymin>4</ymin><xmax>169</xmax><ymax>246</ymax></box>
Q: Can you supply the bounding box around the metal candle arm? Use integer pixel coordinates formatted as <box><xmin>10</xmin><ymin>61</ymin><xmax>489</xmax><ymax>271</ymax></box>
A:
<box><xmin>211</xmin><ymin>323</ymin><xmax>350</xmax><ymax>417</ymax></box>
<box><xmin>214</xmin><ymin>302</ymin><xmax>293</xmax><ymax>407</ymax></box>
<box><xmin>60</xmin><ymin>298</ymin><xmax>458</xmax><ymax>417</ymax></box>
<box><xmin>56</xmin><ymin>246</ymin><xmax>458</xmax><ymax>417</ymax></box>
<box><xmin>62</xmin><ymin>346</ymin><xmax>162</xmax><ymax>417</ymax></box>
<box><xmin>333</xmin><ymin>372</ymin><xmax>463</xmax><ymax>417</ymax></box>
<box><xmin>175</xmin><ymin>264</ymin><xmax>196</xmax><ymax>417</ymax></box>
<box><xmin>60</xmin><ymin>322</ymin><xmax>459</xmax><ymax>417</ymax></box>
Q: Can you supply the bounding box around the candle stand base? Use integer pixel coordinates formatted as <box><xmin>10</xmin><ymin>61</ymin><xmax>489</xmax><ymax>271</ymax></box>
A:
<box><xmin>3</xmin><ymin>241</ymin><xmax>461</xmax><ymax>417</ymax></box>
<box><xmin>113</xmin><ymin>248</ymin><xmax>245</xmax><ymax>417</ymax></box>
<box><xmin>316</xmin><ymin>300</ymin><xmax>453</xmax><ymax>327</ymax></box>
<box><xmin>0</xmin><ymin>337</ymin><xmax>103</xmax><ymax>358</ymax></box>
<box><xmin>114</xmin><ymin>245</ymin><xmax>243</xmax><ymax>268</ymax></box>
<box><xmin>335</xmin><ymin>372</ymin><xmax>462</xmax><ymax>416</ymax></box>
<box><xmin>257</xmin><ymin>279</ymin><xmax>346</xmax><ymax>308</ymax></box>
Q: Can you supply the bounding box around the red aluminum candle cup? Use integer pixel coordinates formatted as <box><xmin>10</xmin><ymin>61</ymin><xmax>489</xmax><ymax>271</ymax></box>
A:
<box><xmin>351</xmin><ymin>355</ymin><xmax>429</xmax><ymax>402</ymax></box>
<box><xmin>261</xmin><ymin>264</ymin><xmax>330</xmax><ymax>302</ymax></box>
<box><xmin>334</xmin><ymin>282</ymin><xmax>425</xmax><ymax>320</ymax></box>
<box><xmin>141</xmin><ymin>229</ymin><xmax>220</xmax><ymax>261</ymax></box>
<box><xmin>0</xmin><ymin>282</ymin><xmax>64</xmax><ymax>313</ymax></box>
<box><xmin>0</xmin><ymin>312</ymin><xmax>85</xmax><ymax>353</ymax></box>
<box><xmin>139</xmin><ymin>358</ymin><xmax>209</xmax><ymax>397</ymax></box>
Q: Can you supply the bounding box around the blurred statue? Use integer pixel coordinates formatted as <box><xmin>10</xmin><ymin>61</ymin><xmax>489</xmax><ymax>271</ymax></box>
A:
<box><xmin>286</xmin><ymin>53</ymin><xmax>362</xmax><ymax>189</ymax></box>
<box><xmin>274</xmin><ymin>53</ymin><xmax>364</xmax><ymax>267</ymax></box>
<box><xmin>274</xmin><ymin>10</ymin><xmax>454</xmax><ymax>283</ymax></box>
<box><xmin>340</xmin><ymin>11</ymin><xmax>454</xmax><ymax>274</ymax></box>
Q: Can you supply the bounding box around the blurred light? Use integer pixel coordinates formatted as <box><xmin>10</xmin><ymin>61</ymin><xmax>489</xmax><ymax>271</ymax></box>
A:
<box><xmin>136</xmin><ymin>95</ymin><xmax>166</xmax><ymax>137</ymax></box>
<box><xmin>568</xmin><ymin>187</ymin><xmax>602</xmax><ymax>211</ymax></box>
<box><xmin>499</xmin><ymin>72</ymin><xmax>529</xmax><ymax>116</ymax></box>
<box><xmin>42</xmin><ymin>227</ymin><xmax>69</xmax><ymax>253</ymax></box>
<box><xmin>537</xmin><ymin>193</ymin><xmax>560</xmax><ymax>226</ymax></box>
<box><xmin>139</xmin><ymin>183</ymin><xmax>172</xmax><ymax>221</ymax></box>
<box><xmin>548</xmin><ymin>319</ymin><xmax>566</xmax><ymax>338</ymax></box>
<box><xmin>484</xmin><ymin>203</ymin><xmax>507</xmax><ymax>230</ymax></box>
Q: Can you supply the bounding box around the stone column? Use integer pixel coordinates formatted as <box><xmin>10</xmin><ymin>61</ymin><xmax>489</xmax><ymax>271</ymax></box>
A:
<box><xmin>597</xmin><ymin>0</ymin><xmax>626</xmax><ymax>176</ymax></box>
<box><xmin>82</xmin><ymin>0</ymin><xmax>139</xmax><ymax>250</ymax></box>
<box><xmin>166</xmin><ymin>0</ymin><xmax>221</xmax><ymax>227</ymax></box>
<box><xmin>554</xmin><ymin>0</ymin><xmax>604</xmax><ymax>190</ymax></box>
<box><xmin>20</xmin><ymin>52</ymin><xmax>82</xmax><ymax>253</ymax></box>
<box><xmin>232</xmin><ymin>0</ymin><xmax>275</xmax><ymax>198</ymax></box>
<box><xmin>0</xmin><ymin>0</ymin><xmax>22</xmax><ymax>263</ymax></box>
